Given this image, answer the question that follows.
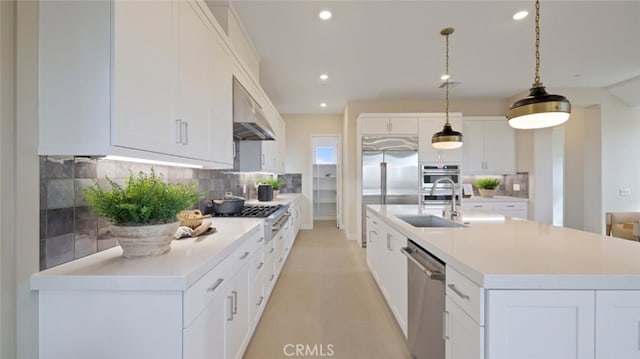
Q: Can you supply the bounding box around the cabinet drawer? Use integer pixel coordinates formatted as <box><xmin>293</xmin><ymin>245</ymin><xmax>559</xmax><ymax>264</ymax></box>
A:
<box><xmin>446</xmin><ymin>266</ymin><xmax>484</xmax><ymax>325</ymax></box>
<box><xmin>184</xmin><ymin>254</ymin><xmax>234</xmax><ymax>327</ymax></box>
<box><xmin>493</xmin><ymin>202</ymin><xmax>526</xmax><ymax>211</ymax></box>
<box><xmin>462</xmin><ymin>202</ymin><xmax>492</xmax><ymax>210</ymax></box>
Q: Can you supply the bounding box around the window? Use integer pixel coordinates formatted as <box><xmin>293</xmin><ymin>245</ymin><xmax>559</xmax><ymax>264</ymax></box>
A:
<box><xmin>315</xmin><ymin>146</ymin><xmax>336</xmax><ymax>164</ymax></box>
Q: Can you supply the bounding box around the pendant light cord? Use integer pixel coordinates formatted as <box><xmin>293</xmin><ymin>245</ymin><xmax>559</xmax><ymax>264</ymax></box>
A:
<box><xmin>444</xmin><ymin>30</ymin><xmax>450</xmax><ymax>125</ymax></box>
<box><xmin>534</xmin><ymin>0</ymin><xmax>541</xmax><ymax>86</ymax></box>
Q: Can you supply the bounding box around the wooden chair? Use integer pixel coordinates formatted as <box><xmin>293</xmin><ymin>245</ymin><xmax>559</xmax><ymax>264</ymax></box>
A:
<box><xmin>605</xmin><ymin>212</ymin><xmax>640</xmax><ymax>241</ymax></box>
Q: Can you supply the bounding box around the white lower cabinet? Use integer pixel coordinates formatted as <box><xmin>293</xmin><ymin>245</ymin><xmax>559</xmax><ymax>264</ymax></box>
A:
<box><xmin>365</xmin><ymin>210</ymin><xmax>408</xmax><ymax>337</ymax></box>
<box><xmin>226</xmin><ymin>259</ymin><xmax>252</xmax><ymax>359</ymax></box>
<box><xmin>184</xmin><ymin>288</ymin><xmax>226</xmax><ymax>359</ymax></box>
<box><xmin>595</xmin><ymin>291</ymin><xmax>640</xmax><ymax>359</ymax></box>
<box><xmin>486</xmin><ymin>290</ymin><xmax>595</xmax><ymax>359</ymax></box>
<box><xmin>462</xmin><ymin>200</ymin><xmax>528</xmax><ymax>219</ymax></box>
<box><xmin>445</xmin><ymin>297</ymin><xmax>484</xmax><ymax>359</ymax></box>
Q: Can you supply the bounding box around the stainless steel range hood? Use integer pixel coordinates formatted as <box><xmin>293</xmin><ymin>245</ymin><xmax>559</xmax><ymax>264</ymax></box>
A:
<box><xmin>233</xmin><ymin>78</ymin><xmax>276</xmax><ymax>141</ymax></box>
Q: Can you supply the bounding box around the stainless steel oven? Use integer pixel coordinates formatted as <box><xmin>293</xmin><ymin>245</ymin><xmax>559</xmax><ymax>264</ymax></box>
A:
<box><xmin>421</xmin><ymin>165</ymin><xmax>461</xmax><ymax>205</ymax></box>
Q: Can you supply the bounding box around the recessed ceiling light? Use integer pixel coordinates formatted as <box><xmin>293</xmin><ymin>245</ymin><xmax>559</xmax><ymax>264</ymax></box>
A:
<box><xmin>319</xmin><ymin>10</ymin><xmax>332</xmax><ymax>20</ymax></box>
<box><xmin>320</xmin><ymin>102</ymin><xmax>327</xmax><ymax>108</ymax></box>
<box><xmin>320</xmin><ymin>74</ymin><xmax>329</xmax><ymax>81</ymax></box>
<box><xmin>513</xmin><ymin>10</ymin><xmax>528</xmax><ymax>20</ymax></box>
<box><xmin>440</xmin><ymin>74</ymin><xmax>450</xmax><ymax>81</ymax></box>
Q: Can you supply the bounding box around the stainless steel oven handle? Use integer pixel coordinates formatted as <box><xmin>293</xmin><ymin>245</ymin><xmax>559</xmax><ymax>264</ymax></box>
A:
<box><xmin>401</xmin><ymin>247</ymin><xmax>445</xmax><ymax>281</ymax></box>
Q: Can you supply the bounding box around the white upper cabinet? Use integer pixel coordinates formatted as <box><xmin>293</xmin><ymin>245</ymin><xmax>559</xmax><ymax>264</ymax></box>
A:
<box><xmin>39</xmin><ymin>0</ymin><xmax>234</xmax><ymax>168</ymax></box>
<box><xmin>361</xmin><ymin>117</ymin><xmax>418</xmax><ymax>135</ymax></box>
<box><xmin>418</xmin><ymin>114</ymin><xmax>463</xmax><ymax>163</ymax></box>
<box><xmin>462</xmin><ymin>117</ymin><xmax>516</xmax><ymax>174</ymax></box>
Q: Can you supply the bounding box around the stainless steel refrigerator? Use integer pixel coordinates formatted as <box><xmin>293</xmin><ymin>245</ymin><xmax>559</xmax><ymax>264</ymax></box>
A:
<box><xmin>362</xmin><ymin>136</ymin><xmax>419</xmax><ymax>245</ymax></box>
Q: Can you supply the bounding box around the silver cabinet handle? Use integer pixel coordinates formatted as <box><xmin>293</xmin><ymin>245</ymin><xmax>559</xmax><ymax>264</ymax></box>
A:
<box><xmin>386</xmin><ymin>233</ymin><xmax>392</xmax><ymax>251</ymax></box>
<box><xmin>448</xmin><ymin>284</ymin><xmax>470</xmax><ymax>300</ymax></box>
<box><xmin>400</xmin><ymin>247</ymin><xmax>445</xmax><ymax>281</ymax></box>
<box><xmin>443</xmin><ymin>311</ymin><xmax>450</xmax><ymax>340</ymax></box>
<box><xmin>232</xmin><ymin>290</ymin><xmax>238</xmax><ymax>314</ymax></box>
<box><xmin>473</xmin><ymin>205</ymin><xmax>483</xmax><ymax>208</ymax></box>
<box><xmin>182</xmin><ymin>121</ymin><xmax>188</xmax><ymax>145</ymax></box>
<box><xmin>257</xmin><ymin>237</ymin><xmax>264</xmax><ymax>243</ymax></box>
<box><xmin>279</xmin><ymin>257</ymin><xmax>283</xmax><ymax>263</ymax></box>
<box><xmin>257</xmin><ymin>262</ymin><xmax>264</xmax><ymax>270</ymax></box>
<box><xmin>240</xmin><ymin>251</ymin><xmax>249</xmax><ymax>260</ymax></box>
<box><xmin>227</xmin><ymin>295</ymin><xmax>234</xmax><ymax>321</ymax></box>
<box><xmin>257</xmin><ymin>296</ymin><xmax>264</xmax><ymax>306</ymax></box>
<box><xmin>175</xmin><ymin>119</ymin><xmax>182</xmax><ymax>144</ymax></box>
<box><xmin>269</xmin><ymin>274</ymin><xmax>275</xmax><ymax>282</ymax></box>
<box><xmin>506</xmin><ymin>205</ymin><xmax>515</xmax><ymax>208</ymax></box>
<box><xmin>269</xmin><ymin>247</ymin><xmax>274</xmax><ymax>254</ymax></box>
<box><xmin>206</xmin><ymin>278</ymin><xmax>224</xmax><ymax>293</ymax></box>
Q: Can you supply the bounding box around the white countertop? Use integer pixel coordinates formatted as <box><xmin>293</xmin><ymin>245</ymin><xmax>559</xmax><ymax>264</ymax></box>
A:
<box><xmin>368</xmin><ymin>205</ymin><xmax>640</xmax><ymax>290</ymax></box>
<box><xmin>31</xmin><ymin>218</ymin><xmax>263</xmax><ymax>291</ymax></box>
<box><xmin>461</xmin><ymin>195</ymin><xmax>528</xmax><ymax>202</ymax></box>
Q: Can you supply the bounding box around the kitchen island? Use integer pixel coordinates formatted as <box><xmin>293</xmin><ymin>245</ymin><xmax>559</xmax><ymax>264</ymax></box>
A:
<box><xmin>367</xmin><ymin>204</ymin><xmax>640</xmax><ymax>359</ymax></box>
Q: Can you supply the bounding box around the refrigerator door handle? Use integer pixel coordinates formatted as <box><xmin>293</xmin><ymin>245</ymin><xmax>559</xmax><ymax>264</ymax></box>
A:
<box><xmin>380</xmin><ymin>162</ymin><xmax>387</xmax><ymax>205</ymax></box>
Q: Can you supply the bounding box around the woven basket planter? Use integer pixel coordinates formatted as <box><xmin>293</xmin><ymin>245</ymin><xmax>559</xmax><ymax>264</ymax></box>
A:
<box><xmin>110</xmin><ymin>221</ymin><xmax>178</xmax><ymax>258</ymax></box>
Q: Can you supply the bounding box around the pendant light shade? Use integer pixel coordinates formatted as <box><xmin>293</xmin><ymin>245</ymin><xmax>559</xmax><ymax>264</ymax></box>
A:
<box><xmin>432</xmin><ymin>123</ymin><xmax>463</xmax><ymax>149</ymax></box>
<box><xmin>507</xmin><ymin>0</ymin><xmax>571</xmax><ymax>129</ymax></box>
<box><xmin>432</xmin><ymin>27</ymin><xmax>463</xmax><ymax>149</ymax></box>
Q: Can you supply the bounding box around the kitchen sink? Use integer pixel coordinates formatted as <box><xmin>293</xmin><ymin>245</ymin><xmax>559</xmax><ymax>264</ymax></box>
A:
<box><xmin>395</xmin><ymin>214</ymin><xmax>464</xmax><ymax>228</ymax></box>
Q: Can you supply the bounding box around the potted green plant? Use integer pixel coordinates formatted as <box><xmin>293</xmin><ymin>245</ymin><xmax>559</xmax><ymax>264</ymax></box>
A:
<box><xmin>83</xmin><ymin>169</ymin><xmax>202</xmax><ymax>258</ymax></box>
<box><xmin>257</xmin><ymin>177</ymin><xmax>285</xmax><ymax>198</ymax></box>
<box><xmin>475</xmin><ymin>178</ymin><xmax>501</xmax><ymax>198</ymax></box>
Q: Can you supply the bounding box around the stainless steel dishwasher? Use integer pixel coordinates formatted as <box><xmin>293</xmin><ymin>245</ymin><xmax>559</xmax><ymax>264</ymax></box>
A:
<box><xmin>401</xmin><ymin>240</ymin><xmax>445</xmax><ymax>359</ymax></box>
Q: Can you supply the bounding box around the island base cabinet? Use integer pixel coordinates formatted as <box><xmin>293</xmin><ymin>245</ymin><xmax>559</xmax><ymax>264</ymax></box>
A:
<box><xmin>596</xmin><ymin>291</ymin><xmax>640</xmax><ymax>359</ymax></box>
<box><xmin>39</xmin><ymin>290</ymin><xmax>183</xmax><ymax>359</ymax></box>
<box><xmin>486</xmin><ymin>290</ymin><xmax>595</xmax><ymax>359</ymax></box>
<box><xmin>445</xmin><ymin>297</ymin><xmax>484</xmax><ymax>359</ymax></box>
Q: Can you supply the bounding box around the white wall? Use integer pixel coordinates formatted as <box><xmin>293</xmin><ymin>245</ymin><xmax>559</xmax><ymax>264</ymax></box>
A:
<box><xmin>283</xmin><ymin>114</ymin><xmax>343</xmax><ymax>230</ymax></box>
<box><xmin>0</xmin><ymin>0</ymin><xmax>16</xmax><ymax>357</ymax></box>
<box><xmin>342</xmin><ymin>99</ymin><xmax>509</xmax><ymax>239</ymax></box>
<box><xmin>16</xmin><ymin>1</ymin><xmax>39</xmax><ymax>357</ymax></box>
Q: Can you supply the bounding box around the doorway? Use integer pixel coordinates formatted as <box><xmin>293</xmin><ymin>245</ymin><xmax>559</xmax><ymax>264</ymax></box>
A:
<box><xmin>311</xmin><ymin>136</ymin><xmax>341</xmax><ymax>228</ymax></box>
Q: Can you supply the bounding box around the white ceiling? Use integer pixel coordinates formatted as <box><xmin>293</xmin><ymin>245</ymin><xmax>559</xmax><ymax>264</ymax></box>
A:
<box><xmin>231</xmin><ymin>1</ymin><xmax>640</xmax><ymax>114</ymax></box>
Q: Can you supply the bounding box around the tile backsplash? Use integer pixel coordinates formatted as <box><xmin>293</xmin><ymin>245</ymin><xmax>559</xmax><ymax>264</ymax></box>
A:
<box><xmin>39</xmin><ymin>156</ymin><xmax>301</xmax><ymax>270</ymax></box>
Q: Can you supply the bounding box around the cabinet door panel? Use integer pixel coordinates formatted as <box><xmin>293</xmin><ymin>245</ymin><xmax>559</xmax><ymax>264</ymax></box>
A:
<box><xmin>389</xmin><ymin>117</ymin><xmax>418</xmax><ymax>134</ymax></box>
<box><xmin>361</xmin><ymin>117</ymin><xmax>391</xmax><ymax>134</ymax></box>
<box><xmin>177</xmin><ymin>0</ymin><xmax>213</xmax><ymax>157</ymax></box>
<box><xmin>487</xmin><ymin>290</ymin><xmax>595</xmax><ymax>359</ymax></box>
<box><xmin>446</xmin><ymin>297</ymin><xmax>483</xmax><ymax>359</ymax></box>
<box><xmin>227</xmin><ymin>264</ymin><xmax>251</xmax><ymax>359</ymax></box>
<box><xmin>184</xmin><ymin>291</ymin><xmax>226</xmax><ymax>359</ymax></box>
<box><xmin>596</xmin><ymin>291</ymin><xmax>640</xmax><ymax>359</ymax></box>
<box><xmin>112</xmin><ymin>0</ymin><xmax>176</xmax><ymax>154</ymax></box>
<box><xmin>483</xmin><ymin>120</ymin><xmax>515</xmax><ymax>173</ymax></box>
<box><xmin>210</xmin><ymin>34</ymin><xmax>234</xmax><ymax>166</ymax></box>
<box><xmin>461</xmin><ymin>120</ymin><xmax>485</xmax><ymax>173</ymax></box>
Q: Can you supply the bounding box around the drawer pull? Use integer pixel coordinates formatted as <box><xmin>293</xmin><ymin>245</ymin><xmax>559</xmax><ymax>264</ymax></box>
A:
<box><xmin>473</xmin><ymin>205</ymin><xmax>482</xmax><ymax>208</ymax></box>
<box><xmin>505</xmin><ymin>205</ymin><xmax>515</xmax><ymax>208</ymax></box>
<box><xmin>232</xmin><ymin>290</ymin><xmax>238</xmax><ymax>314</ymax></box>
<box><xmin>448</xmin><ymin>284</ymin><xmax>470</xmax><ymax>300</ymax></box>
<box><xmin>240</xmin><ymin>251</ymin><xmax>250</xmax><ymax>260</ymax></box>
<box><xmin>269</xmin><ymin>248</ymin><xmax>275</xmax><ymax>254</ymax></box>
<box><xmin>443</xmin><ymin>311</ymin><xmax>450</xmax><ymax>340</ymax></box>
<box><xmin>256</xmin><ymin>262</ymin><xmax>264</xmax><ymax>270</ymax></box>
<box><xmin>269</xmin><ymin>274</ymin><xmax>275</xmax><ymax>282</ymax></box>
<box><xmin>373</xmin><ymin>220</ymin><xmax>378</xmax><ymax>225</ymax></box>
<box><xmin>206</xmin><ymin>278</ymin><xmax>224</xmax><ymax>293</ymax></box>
<box><xmin>279</xmin><ymin>257</ymin><xmax>283</xmax><ymax>263</ymax></box>
<box><xmin>257</xmin><ymin>296</ymin><xmax>264</xmax><ymax>306</ymax></box>
<box><xmin>257</xmin><ymin>237</ymin><xmax>265</xmax><ymax>243</ymax></box>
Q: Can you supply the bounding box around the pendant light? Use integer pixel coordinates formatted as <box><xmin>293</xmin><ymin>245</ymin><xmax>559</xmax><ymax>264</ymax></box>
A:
<box><xmin>432</xmin><ymin>27</ymin><xmax>463</xmax><ymax>150</ymax></box>
<box><xmin>507</xmin><ymin>0</ymin><xmax>571</xmax><ymax>129</ymax></box>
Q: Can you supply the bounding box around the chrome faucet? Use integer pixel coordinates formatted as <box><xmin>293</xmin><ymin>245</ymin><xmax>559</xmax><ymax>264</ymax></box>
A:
<box><xmin>429</xmin><ymin>177</ymin><xmax>458</xmax><ymax>218</ymax></box>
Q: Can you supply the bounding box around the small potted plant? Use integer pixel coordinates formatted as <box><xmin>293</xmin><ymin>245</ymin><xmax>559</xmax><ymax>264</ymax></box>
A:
<box><xmin>258</xmin><ymin>177</ymin><xmax>285</xmax><ymax>198</ymax></box>
<box><xmin>83</xmin><ymin>169</ymin><xmax>202</xmax><ymax>258</ymax></box>
<box><xmin>475</xmin><ymin>178</ymin><xmax>501</xmax><ymax>198</ymax></box>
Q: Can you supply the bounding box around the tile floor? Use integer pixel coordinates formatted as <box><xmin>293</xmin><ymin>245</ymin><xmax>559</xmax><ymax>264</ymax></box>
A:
<box><xmin>243</xmin><ymin>221</ymin><xmax>411</xmax><ymax>359</ymax></box>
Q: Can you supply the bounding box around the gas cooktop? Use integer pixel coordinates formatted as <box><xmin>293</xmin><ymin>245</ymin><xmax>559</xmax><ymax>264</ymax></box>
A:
<box><xmin>217</xmin><ymin>205</ymin><xmax>284</xmax><ymax>218</ymax></box>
